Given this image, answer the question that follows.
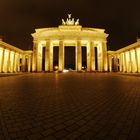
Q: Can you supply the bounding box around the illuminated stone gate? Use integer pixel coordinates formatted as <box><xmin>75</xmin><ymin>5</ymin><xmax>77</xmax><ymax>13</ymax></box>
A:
<box><xmin>32</xmin><ymin>14</ymin><xmax>108</xmax><ymax>72</ymax></box>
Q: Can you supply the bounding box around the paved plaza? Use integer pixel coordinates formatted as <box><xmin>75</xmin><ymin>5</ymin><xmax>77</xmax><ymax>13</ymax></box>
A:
<box><xmin>0</xmin><ymin>73</ymin><xmax>140</xmax><ymax>140</ymax></box>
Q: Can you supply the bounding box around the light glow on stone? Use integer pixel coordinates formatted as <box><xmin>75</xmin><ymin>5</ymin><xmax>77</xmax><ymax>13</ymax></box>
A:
<box><xmin>0</xmin><ymin>48</ymin><xmax>3</xmax><ymax>72</ymax></box>
<box><xmin>63</xmin><ymin>69</ymin><xmax>69</xmax><ymax>73</ymax></box>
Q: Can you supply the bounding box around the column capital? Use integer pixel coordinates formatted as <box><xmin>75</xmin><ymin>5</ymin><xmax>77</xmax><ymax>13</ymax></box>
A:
<box><xmin>46</xmin><ymin>40</ymin><xmax>51</xmax><ymax>46</ymax></box>
<box><xmin>102</xmin><ymin>40</ymin><xmax>107</xmax><ymax>43</ymax></box>
<box><xmin>76</xmin><ymin>40</ymin><xmax>81</xmax><ymax>45</ymax></box>
<box><xmin>33</xmin><ymin>40</ymin><xmax>39</xmax><ymax>44</ymax></box>
<box><xmin>89</xmin><ymin>41</ymin><xmax>96</xmax><ymax>47</ymax></box>
<box><xmin>59</xmin><ymin>39</ymin><xmax>64</xmax><ymax>42</ymax></box>
<box><xmin>0</xmin><ymin>47</ymin><xmax>4</xmax><ymax>50</ymax></box>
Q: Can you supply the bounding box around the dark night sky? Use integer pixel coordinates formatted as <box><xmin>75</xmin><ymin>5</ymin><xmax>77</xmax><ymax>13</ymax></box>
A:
<box><xmin>0</xmin><ymin>0</ymin><xmax>140</xmax><ymax>51</ymax></box>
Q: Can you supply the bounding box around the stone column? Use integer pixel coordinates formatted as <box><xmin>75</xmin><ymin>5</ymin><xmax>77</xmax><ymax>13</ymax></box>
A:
<box><xmin>17</xmin><ymin>53</ymin><xmax>20</xmax><ymax>72</ymax></box>
<box><xmin>135</xmin><ymin>49</ymin><xmax>138</xmax><ymax>72</ymax></box>
<box><xmin>136</xmin><ymin>48</ymin><xmax>140</xmax><ymax>73</ymax></box>
<box><xmin>7</xmin><ymin>50</ymin><xmax>11</xmax><ymax>72</ymax></box>
<box><xmin>2</xmin><ymin>49</ymin><xmax>6</xmax><ymax>72</ymax></box>
<box><xmin>37</xmin><ymin>45</ymin><xmax>43</xmax><ymax>72</ymax></box>
<box><xmin>59</xmin><ymin>40</ymin><xmax>64</xmax><ymax>72</ymax></box>
<box><xmin>119</xmin><ymin>53</ymin><xmax>123</xmax><ymax>72</ymax></box>
<box><xmin>129</xmin><ymin>51</ymin><xmax>132</xmax><ymax>72</ymax></box>
<box><xmin>7</xmin><ymin>50</ymin><xmax>10</xmax><ymax>72</ymax></box>
<box><xmin>45</xmin><ymin>40</ymin><xmax>50</xmax><ymax>71</ymax></box>
<box><xmin>50</xmin><ymin>43</ymin><xmax>53</xmax><ymax>72</ymax></box>
<box><xmin>12</xmin><ymin>52</ymin><xmax>15</xmax><ymax>72</ymax></box>
<box><xmin>86</xmin><ymin>42</ymin><xmax>91</xmax><ymax>71</ymax></box>
<box><xmin>16</xmin><ymin>53</ymin><xmax>19</xmax><ymax>72</ymax></box>
<box><xmin>3</xmin><ymin>49</ymin><xmax>10</xmax><ymax>73</ymax></box>
<box><xmin>10</xmin><ymin>51</ymin><xmax>16</xmax><ymax>73</ymax></box>
<box><xmin>102</xmin><ymin>41</ymin><xmax>108</xmax><ymax>71</ymax></box>
<box><xmin>117</xmin><ymin>55</ymin><xmax>120</xmax><ymax>71</ymax></box>
<box><xmin>125</xmin><ymin>52</ymin><xmax>129</xmax><ymax>72</ymax></box>
<box><xmin>113</xmin><ymin>55</ymin><xmax>117</xmax><ymax>71</ymax></box>
<box><xmin>123</xmin><ymin>52</ymin><xmax>126</xmax><ymax>72</ymax></box>
<box><xmin>76</xmin><ymin>40</ymin><xmax>82</xmax><ymax>71</ymax></box>
<box><xmin>9</xmin><ymin>51</ymin><xmax>12</xmax><ymax>72</ymax></box>
<box><xmin>97</xmin><ymin>43</ymin><xmax>103</xmax><ymax>71</ymax></box>
<box><xmin>28</xmin><ymin>55</ymin><xmax>31</xmax><ymax>72</ymax></box>
<box><xmin>0</xmin><ymin>48</ymin><xmax>4</xmax><ymax>73</ymax></box>
<box><xmin>13</xmin><ymin>53</ymin><xmax>17</xmax><ymax>72</ymax></box>
<box><xmin>108</xmin><ymin>55</ymin><xmax>112</xmax><ymax>72</ymax></box>
<box><xmin>90</xmin><ymin>41</ymin><xmax>95</xmax><ymax>71</ymax></box>
<box><xmin>32</xmin><ymin>41</ymin><xmax>38</xmax><ymax>72</ymax></box>
<box><xmin>22</xmin><ymin>54</ymin><xmax>26</xmax><ymax>72</ymax></box>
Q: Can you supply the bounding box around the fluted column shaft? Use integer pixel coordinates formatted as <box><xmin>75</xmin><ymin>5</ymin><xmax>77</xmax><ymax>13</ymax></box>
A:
<box><xmin>3</xmin><ymin>49</ymin><xmax>10</xmax><ymax>73</ymax></box>
<box><xmin>17</xmin><ymin>54</ymin><xmax>20</xmax><ymax>72</ymax></box>
<box><xmin>28</xmin><ymin>55</ymin><xmax>31</xmax><ymax>72</ymax></box>
<box><xmin>119</xmin><ymin>53</ymin><xmax>123</xmax><ymax>72</ymax></box>
<box><xmin>32</xmin><ymin>41</ymin><xmax>38</xmax><ymax>72</ymax></box>
<box><xmin>129</xmin><ymin>51</ymin><xmax>132</xmax><ymax>72</ymax></box>
<box><xmin>135</xmin><ymin>49</ymin><xmax>138</xmax><ymax>72</ymax></box>
<box><xmin>0</xmin><ymin>48</ymin><xmax>4</xmax><ymax>72</ymax></box>
<box><xmin>90</xmin><ymin>41</ymin><xmax>95</xmax><ymax>71</ymax></box>
<box><xmin>21</xmin><ymin>54</ymin><xmax>26</xmax><ymax>72</ymax></box>
<box><xmin>97</xmin><ymin>43</ymin><xmax>103</xmax><ymax>71</ymax></box>
<box><xmin>7</xmin><ymin>51</ymin><xmax>11</xmax><ymax>72</ymax></box>
<box><xmin>86</xmin><ymin>42</ymin><xmax>91</xmax><ymax>71</ymax></box>
<box><xmin>59</xmin><ymin>40</ymin><xmax>64</xmax><ymax>71</ymax></box>
<box><xmin>45</xmin><ymin>40</ymin><xmax>51</xmax><ymax>71</ymax></box>
<box><xmin>13</xmin><ymin>53</ymin><xmax>17</xmax><ymax>72</ymax></box>
<box><xmin>76</xmin><ymin>40</ymin><xmax>82</xmax><ymax>71</ymax></box>
<box><xmin>123</xmin><ymin>52</ymin><xmax>126</xmax><ymax>72</ymax></box>
<box><xmin>102</xmin><ymin>41</ymin><xmax>108</xmax><ymax>71</ymax></box>
<box><xmin>108</xmin><ymin>56</ymin><xmax>112</xmax><ymax>72</ymax></box>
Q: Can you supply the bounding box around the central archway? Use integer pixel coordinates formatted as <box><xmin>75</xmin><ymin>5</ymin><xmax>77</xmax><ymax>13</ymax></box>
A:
<box><xmin>64</xmin><ymin>46</ymin><xmax>76</xmax><ymax>70</ymax></box>
<box><xmin>82</xmin><ymin>46</ymin><xmax>87</xmax><ymax>70</ymax></box>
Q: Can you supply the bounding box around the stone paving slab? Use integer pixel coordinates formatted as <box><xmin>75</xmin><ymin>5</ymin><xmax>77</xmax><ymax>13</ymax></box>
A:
<box><xmin>0</xmin><ymin>73</ymin><xmax>140</xmax><ymax>140</ymax></box>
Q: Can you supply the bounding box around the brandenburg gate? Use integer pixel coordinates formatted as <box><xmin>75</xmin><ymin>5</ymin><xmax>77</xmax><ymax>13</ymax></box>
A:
<box><xmin>32</xmin><ymin>14</ymin><xmax>108</xmax><ymax>72</ymax></box>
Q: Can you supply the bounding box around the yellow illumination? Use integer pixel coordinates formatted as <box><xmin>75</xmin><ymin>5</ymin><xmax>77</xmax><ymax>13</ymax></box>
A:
<box><xmin>39</xmin><ymin>41</ymin><xmax>46</xmax><ymax>46</ymax></box>
<box><xmin>130</xmin><ymin>50</ymin><xmax>137</xmax><ymax>72</ymax></box>
<box><xmin>63</xmin><ymin>69</ymin><xmax>69</xmax><ymax>73</ymax></box>
<box><xmin>137</xmin><ymin>48</ymin><xmax>140</xmax><ymax>72</ymax></box>
<box><xmin>52</xmin><ymin>40</ymin><xmax>59</xmax><ymax>45</ymax></box>
<box><xmin>54</xmin><ymin>65</ymin><xmax>58</xmax><ymax>70</ymax></box>
<box><xmin>0</xmin><ymin>49</ymin><xmax>3</xmax><ymax>72</ymax></box>
<box><xmin>81</xmin><ymin>40</ymin><xmax>88</xmax><ymax>44</ymax></box>
<box><xmin>64</xmin><ymin>40</ymin><xmax>76</xmax><ymax>46</ymax></box>
<box><xmin>9</xmin><ymin>51</ymin><xmax>14</xmax><ymax>72</ymax></box>
<box><xmin>3</xmin><ymin>49</ymin><xmax>9</xmax><ymax>72</ymax></box>
<box><xmin>125</xmin><ymin>51</ymin><xmax>130</xmax><ymax>72</ymax></box>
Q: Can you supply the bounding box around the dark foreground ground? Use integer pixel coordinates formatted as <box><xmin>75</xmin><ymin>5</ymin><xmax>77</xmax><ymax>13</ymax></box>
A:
<box><xmin>0</xmin><ymin>72</ymin><xmax>140</xmax><ymax>140</ymax></box>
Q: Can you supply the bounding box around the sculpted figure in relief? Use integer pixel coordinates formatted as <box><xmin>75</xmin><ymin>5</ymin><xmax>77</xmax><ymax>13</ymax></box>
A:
<box><xmin>75</xmin><ymin>19</ymin><xmax>79</xmax><ymax>25</ymax></box>
<box><xmin>62</xmin><ymin>14</ymin><xmax>80</xmax><ymax>26</ymax></box>
<box><xmin>62</xmin><ymin>19</ymin><xmax>66</xmax><ymax>25</ymax></box>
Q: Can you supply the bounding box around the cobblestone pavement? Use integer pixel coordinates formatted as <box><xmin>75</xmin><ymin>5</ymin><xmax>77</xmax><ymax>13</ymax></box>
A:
<box><xmin>0</xmin><ymin>72</ymin><xmax>140</xmax><ymax>140</ymax></box>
